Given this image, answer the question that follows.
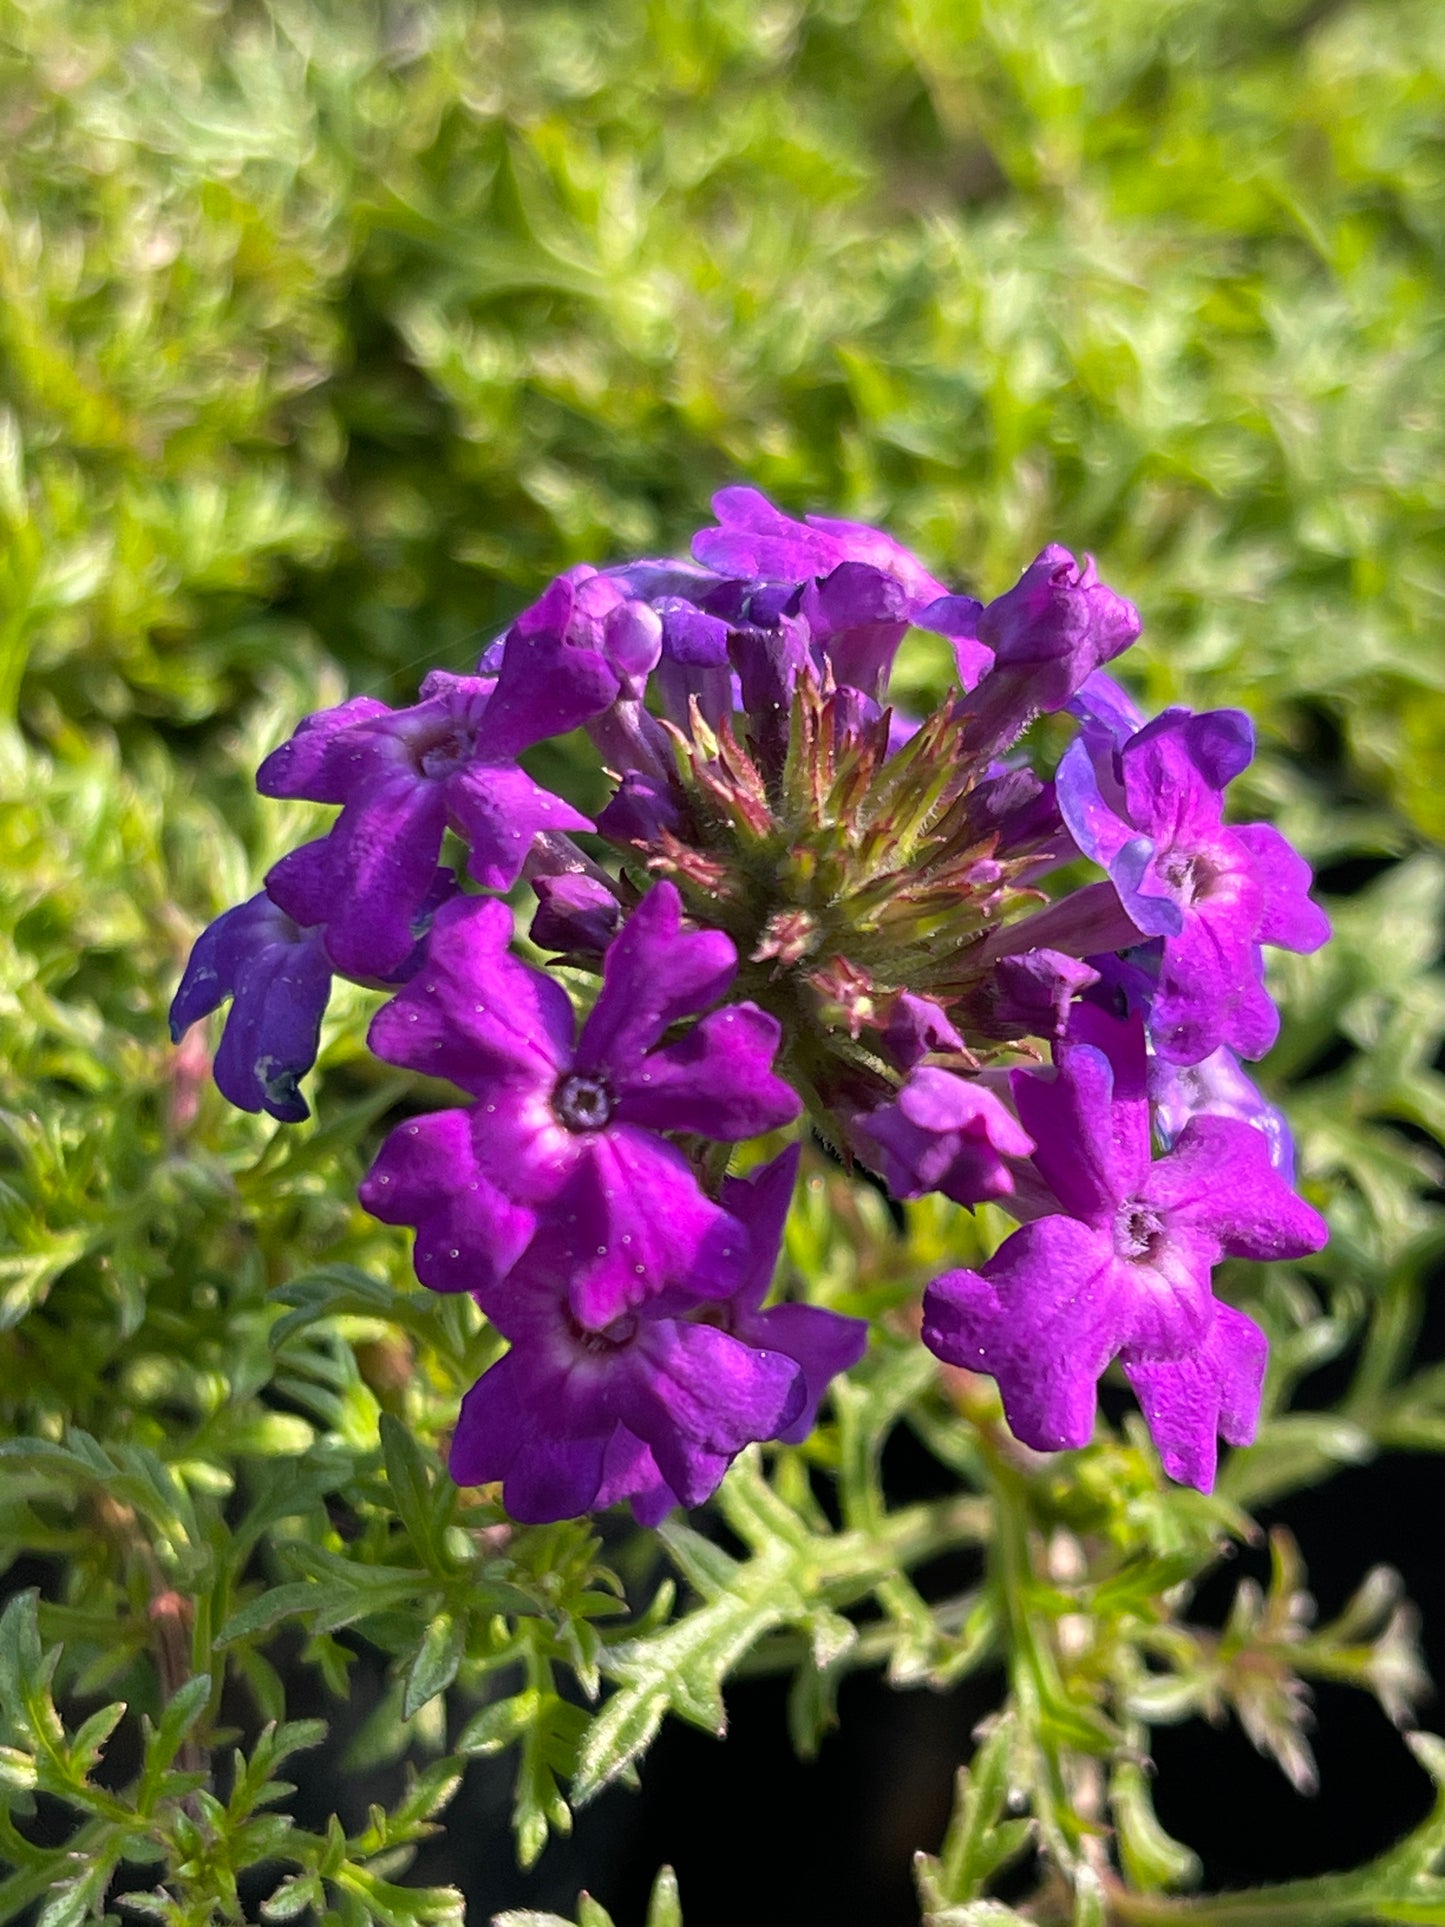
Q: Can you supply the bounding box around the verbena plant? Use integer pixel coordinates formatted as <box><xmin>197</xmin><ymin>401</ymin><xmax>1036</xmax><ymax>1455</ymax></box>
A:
<box><xmin>2</xmin><ymin>3</ymin><xmax>1444</xmax><ymax>1925</ymax></box>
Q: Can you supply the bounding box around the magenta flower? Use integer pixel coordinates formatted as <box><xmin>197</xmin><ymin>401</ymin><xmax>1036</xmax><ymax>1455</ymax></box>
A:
<box><xmin>360</xmin><ymin>883</ymin><xmax>800</xmax><ymax>1325</ymax></box>
<box><xmin>718</xmin><ymin>1147</ymin><xmax>869</xmax><ymax>1440</ymax></box>
<box><xmin>259</xmin><ymin>577</ymin><xmax>622</xmax><ymax>978</ymax></box>
<box><xmin>928</xmin><ymin>547</ymin><xmax>1141</xmax><ymax>754</ymax></box>
<box><xmin>693</xmin><ymin>486</ymin><xmax>948</xmax><ymax>609</ymax></box>
<box><xmin>922</xmin><ymin>1041</ymin><xmax>1327</xmax><ymax>1490</ymax></box>
<box><xmin>447</xmin><ymin>1173</ymin><xmax>806</xmax><ymax>1525</ymax></box>
<box><xmin>852</xmin><ymin>1071</ymin><xmax>1035</xmax><ymax>1209</ymax></box>
<box><xmin>1057</xmin><ymin>703</ymin><xmax>1330</xmax><ymax>1063</ymax></box>
<box><xmin>690</xmin><ymin>486</ymin><xmax>951</xmax><ymax>702</ymax></box>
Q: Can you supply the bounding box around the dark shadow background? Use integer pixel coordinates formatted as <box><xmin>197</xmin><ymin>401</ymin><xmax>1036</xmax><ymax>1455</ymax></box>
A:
<box><xmin>412</xmin><ymin>1423</ymin><xmax>1445</xmax><ymax>1927</ymax></box>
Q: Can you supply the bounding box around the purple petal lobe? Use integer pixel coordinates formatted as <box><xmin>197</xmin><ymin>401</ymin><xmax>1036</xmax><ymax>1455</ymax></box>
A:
<box><xmin>923</xmin><ymin>1217</ymin><xmax>1124</xmax><ymax>1452</ymax></box>
<box><xmin>719</xmin><ymin>1146</ymin><xmax>803</xmax><ymax>1315</ymax></box>
<box><xmin>614</xmin><ymin>1003</ymin><xmax>800</xmax><ymax>1139</ymax></box>
<box><xmin>359</xmin><ymin>1108</ymin><xmax>536</xmax><ymax>1295</ymax></box>
<box><xmin>618</xmin><ymin>1320</ymin><xmax>803</xmax><ymax>1506</ymax></box>
<box><xmin>480</xmin><ymin>600</ymin><xmax>621</xmax><ymax>759</ymax></box>
<box><xmin>449</xmin><ymin>1352</ymin><xmax>611</xmax><ymax>1523</ymax></box>
<box><xmin>576</xmin><ymin>883</ymin><xmax>738</xmax><ymax>1078</ymax></box>
<box><xmin>1231</xmin><ymin>823</ymin><xmax>1331</xmax><ymax>953</ymax></box>
<box><xmin>1010</xmin><ymin>1045</ymin><xmax>1149</xmax><ymax>1224</ymax></box>
<box><xmin>1140</xmin><ymin>1114</ymin><xmax>1328</xmax><ymax>1262</ymax></box>
<box><xmin>173</xmin><ymin>893</ymin><xmax>333</xmax><ymax>1122</ymax></box>
<box><xmin>656</xmin><ymin>598</ymin><xmax>731</xmax><ymax>667</ymax></box>
<box><xmin>566</xmin><ymin>1134</ymin><xmax>751</xmax><ymax>1329</ymax></box>
<box><xmin>279</xmin><ymin>774</ymin><xmax>448</xmax><ymax>980</ymax></box>
<box><xmin>738</xmin><ymin>1303</ymin><xmax>868</xmax><ymax>1443</ymax></box>
<box><xmin>448</xmin><ymin>762</ymin><xmax>593</xmax><ymax>894</ymax></box>
<box><xmin>367</xmin><ymin>895</ymin><xmax>573</xmax><ymax>1094</ymax></box>
<box><xmin>1123</xmin><ymin>1304</ymin><xmax>1268</xmax><ymax>1492</ymax></box>
<box><xmin>255</xmin><ymin>696</ymin><xmax>393</xmax><ymax>802</ymax></box>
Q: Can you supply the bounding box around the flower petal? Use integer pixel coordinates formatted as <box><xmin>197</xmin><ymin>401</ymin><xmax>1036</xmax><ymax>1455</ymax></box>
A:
<box><xmin>447</xmin><ymin>762</ymin><xmax>593</xmax><ymax>893</ymax></box>
<box><xmin>1122</xmin><ymin>1303</ymin><xmax>1268</xmax><ymax>1492</ymax></box>
<box><xmin>566</xmin><ymin>1132</ymin><xmax>751</xmax><ymax>1328</ymax></box>
<box><xmin>576</xmin><ymin>883</ymin><xmax>737</xmax><ymax>1078</ymax></box>
<box><xmin>923</xmin><ymin>1216</ymin><xmax>1124</xmax><ymax>1453</ymax></box>
<box><xmin>736</xmin><ymin>1302</ymin><xmax>868</xmax><ymax>1442</ymax></box>
<box><xmin>449</xmin><ymin>1352</ymin><xmax>610</xmax><ymax>1523</ymax></box>
<box><xmin>367</xmin><ymin>895</ymin><xmax>574</xmax><ymax>1095</ymax></box>
<box><xmin>720</xmin><ymin>1145</ymin><xmax>802</xmax><ymax>1314</ymax></box>
<box><xmin>255</xmin><ymin>696</ymin><xmax>393</xmax><ymax>802</ymax></box>
<box><xmin>1231</xmin><ymin>822</ymin><xmax>1331</xmax><ymax>954</ymax></box>
<box><xmin>1010</xmin><ymin>1044</ymin><xmax>1149</xmax><ymax>1224</ymax></box>
<box><xmin>270</xmin><ymin>773</ymin><xmax>448</xmax><ymax>980</ymax></box>
<box><xmin>616</xmin><ymin>1319</ymin><xmax>803</xmax><ymax>1506</ymax></box>
<box><xmin>614</xmin><ymin>1003</ymin><xmax>799</xmax><ymax>1139</ymax></box>
<box><xmin>1141</xmin><ymin>1114</ymin><xmax>1328</xmax><ymax>1262</ymax></box>
<box><xmin>359</xmin><ymin>1108</ymin><xmax>536</xmax><ymax>1297</ymax></box>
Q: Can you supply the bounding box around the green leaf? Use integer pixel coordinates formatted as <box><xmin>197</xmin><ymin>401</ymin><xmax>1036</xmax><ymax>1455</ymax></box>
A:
<box><xmin>401</xmin><ymin>1614</ymin><xmax>465</xmax><ymax>1721</ymax></box>
<box><xmin>644</xmin><ymin>1867</ymin><xmax>682</xmax><ymax>1927</ymax></box>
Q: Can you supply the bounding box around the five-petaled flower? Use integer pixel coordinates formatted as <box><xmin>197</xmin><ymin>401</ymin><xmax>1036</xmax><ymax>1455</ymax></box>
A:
<box><xmin>359</xmin><ymin>882</ymin><xmax>799</xmax><ymax>1328</ymax></box>
<box><xmin>922</xmin><ymin>1038</ymin><xmax>1327</xmax><ymax>1490</ymax></box>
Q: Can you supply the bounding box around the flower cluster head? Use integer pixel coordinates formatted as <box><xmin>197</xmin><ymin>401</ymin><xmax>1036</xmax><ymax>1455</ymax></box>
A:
<box><xmin>173</xmin><ymin>487</ymin><xmax>1331</xmax><ymax>1517</ymax></box>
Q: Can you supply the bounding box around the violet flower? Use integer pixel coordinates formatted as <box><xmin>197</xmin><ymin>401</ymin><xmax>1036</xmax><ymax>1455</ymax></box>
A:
<box><xmin>851</xmin><ymin>1070</ymin><xmax>1035</xmax><ymax>1208</ymax></box>
<box><xmin>693</xmin><ymin>486</ymin><xmax>948</xmax><ymax>610</ymax></box>
<box><xmin>169</xmin><ymin>891</ymin><xmax>332</xmax><ymax>1123</ymax></box>
<box><xmin>360</xmin><ymin>882</ymin><xmax>800</xmax><ymax>1325</ymax></box>
<box><xmin>881</xmin><ymin>992</ymin><xmax>967</xmax><ymax>1073</ymax></box>
<box><xmin>1057</xmin><ymin>703</ymin><xmax>1330</xmax><ymax>1063</ymax></box>
<box><xmin>926</xmin><ymin>547</ymin><xmax>1141</xmax><ymax>754</ymax></box>
<box><xmin>718</xmin><ymin>1147</ymin><xmax>869</xmax><ymax>1440</ymax></box>
<box><xmin>259</xmin><ymin>581</ymin><xmax>620</xmax><ymax>979</ymax></box>
<box><xmin>447</xmin><ymin>1161</ymin><xmax>807</xmax><ymax>1525</ymax></box>
<box><xmin>922</xmin><ymin>1041</ymin><xmax>1327</xmax><ymax>1490</ymax></box>
<box><xmin>690</xmin><ymin>486</ymin><xmax>950</xmax><ymax>702</ymax></box>
<box><xmin>529</xmin><ymin>873</ymin><xmax>622</xmax><ymax>959</ymax></box>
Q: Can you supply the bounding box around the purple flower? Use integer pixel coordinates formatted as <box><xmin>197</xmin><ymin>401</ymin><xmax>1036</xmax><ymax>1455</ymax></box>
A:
<box><xmin>1151</xmin><ymin>1047</ymin><xmax>1296</xmax><ymax>1181</ymax></box>
<box><xmin>693</xmin><ymin>487</ymin><xmax>947</xmax><ymax>608</ymax></box>
<box><xmin>360</xmin><ymin>883</ymin><xmax>800</xmax><ymax>1325</ymax></box>
<box><xmin>953</xmin><ymin>949</ymin><xmax>1101</xmax><ymax>1044</ymax></box>
<box><xmin>447</xmin><ymin>1164</ymin><xmax>806</xmax><ymax>1524</ymax></box>
<box><xmin>718</xmin><ymin>1147</ymin><xmax>869</xmax><ymax>1440</ymax></box>
<box><xmin>529</xmin><ymin>873</ymin><xmax>622</xmax><ymax>958</ymax></box>
<box><xmin>169</xmin><ymin>891</ymin><xmax>333</xmax><ymax>1123</ymax></box>
<box><xmin>881</xmin><ymin>992</ymin><xmax>967</xmax><ymax>1072</ymax></box>
<box><xmin>259</xmin><ymin>581</ymin><xmax>621</xmax><ymax>977</ymax></box>
<box><xmin>690</xmin><ymin>487</ymin><xmax>950</xmax><ymax>701</ymax></box>
<box><xmin>938</xmin><ymin>548</ymin><xmax>1141</xmax><ymax>755</ymax></box>
<box><xmin>922</xmin><ymin>1042</ymin><xmax>1327</xmax><ymax>1490</ymax></box>
<box><xmin>1057</xmin><ymin>705</ymin><xmax>1331</xmax><ymax>1063</ymax></box>
<box><xmin>851</xmin><ymin>1071</ymin><xmax>1035</xmax><ymax>1208</ymax></box>
<box><xmin>595</xmin><ymin>770</ymin><xmax>686</xmax><ymax>849</ymax></box>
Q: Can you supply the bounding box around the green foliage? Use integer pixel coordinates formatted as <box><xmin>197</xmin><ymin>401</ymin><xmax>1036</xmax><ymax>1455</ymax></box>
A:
<box><xmin>2</xmin><ymin>0</ymin><xmax>1445</xmax><ymax>1921</ymax></box>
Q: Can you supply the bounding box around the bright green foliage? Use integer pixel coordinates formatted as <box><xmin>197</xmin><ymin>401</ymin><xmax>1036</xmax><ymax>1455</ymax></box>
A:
<box><xmin>2</xmin><ymin>0</ymin><xmax>1445</xmax><ymax>1922</ymax></box>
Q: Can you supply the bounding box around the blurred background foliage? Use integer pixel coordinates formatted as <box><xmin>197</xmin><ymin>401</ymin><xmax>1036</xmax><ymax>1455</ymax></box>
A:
<box><xmin>2</xmin><ymin>0</ymin><xmax>1445</xmax><ymax>1922</ymax></box>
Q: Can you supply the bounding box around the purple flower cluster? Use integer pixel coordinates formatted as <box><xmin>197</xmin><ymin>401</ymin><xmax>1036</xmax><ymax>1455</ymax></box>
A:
<box><xmin>173</xmin><ymin>486</ymin><xmax>1331</xmax><ymax>1516</ymax></box>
